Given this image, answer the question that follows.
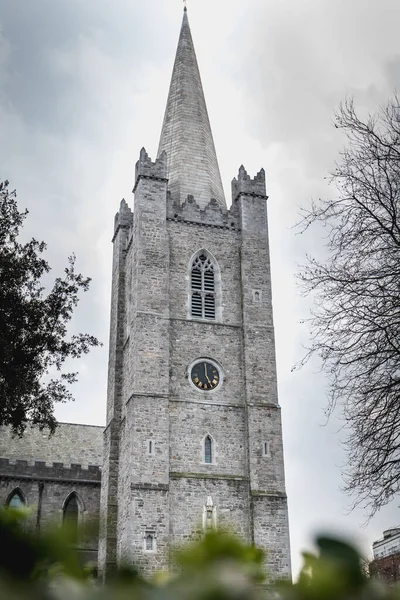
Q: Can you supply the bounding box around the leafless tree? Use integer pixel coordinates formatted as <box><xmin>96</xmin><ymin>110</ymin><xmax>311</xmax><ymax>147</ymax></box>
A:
<box><xmin>296</xmin><ymin>95</ymin><xmax>400</xmax><ymax>517</ymax></box>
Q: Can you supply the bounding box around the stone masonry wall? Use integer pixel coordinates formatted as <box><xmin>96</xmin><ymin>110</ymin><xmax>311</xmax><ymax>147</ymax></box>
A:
<box><xmin>169</xmin><ymin>402</ymin><xmax>247</xmax><ymax>476</ymax></box>
<box><xmin>169</xmin><ymin>477</ymin><xmax>251</xmax><ymax>543</ymax></box>
<box><xmin>116</xmin><ymin>152</ymin><xmax>171</xmax><ymax>573</ymax></box>
<box><xmin>0</xmin><ymin>424</ymin><xmax>103</xmax><ymax>567</ymax></box>
<box><xmin>0</xmin><ymin>423</ymin><xmax>103</xmax><ymax>468</ymax></box>
<box><xmin>235</xmin><ymin>166</ymin><xmax>291</xmax><ymax>577</ymax></box>
<box><xmin>167</xmin><ymin>219</ymin><xmax>242</xmax><ymax>325</ymax></box>
<box><xmin>98</xmin><ymin>198</ymin><xmax>132</xmax><ymax>577</ymax></box>
<box><xmin>253</xmin><ymin>495</ymin><xmax>291</xmax><ymax>578</ymax></box>
<box><xmin>0</xmin><ymin>459</ymin><xmax>101</xmax><ymax>565</ymax></box>
<box><xmin>104</xmin><ymin>153</ymin><xmax>291</xmax><ymax>578</ymax></box>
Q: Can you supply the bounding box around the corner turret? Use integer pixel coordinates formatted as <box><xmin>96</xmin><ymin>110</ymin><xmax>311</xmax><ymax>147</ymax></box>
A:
<box><xmin>113</xmin><ymin>198</ymin><xmax>133</xmax><ymax>241</ymax></box>
<box><xmin>231</xmin><ymin>166</ymin><xmax>267</xmax><ymax>202</ymax></box>
<box><xmin>133</xmin><ymin>148</ymin><xmax>168</xmax><ymax>192</ymax></box>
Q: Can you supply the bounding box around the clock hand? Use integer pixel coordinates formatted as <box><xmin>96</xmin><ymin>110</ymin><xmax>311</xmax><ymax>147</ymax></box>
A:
<box><xmin>204</xmin><ymin>362</ymin><xmax>212</xmax><ymax>386</ymax></box>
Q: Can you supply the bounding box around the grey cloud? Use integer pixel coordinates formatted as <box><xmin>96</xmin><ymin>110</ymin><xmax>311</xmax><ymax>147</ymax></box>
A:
<box><xmin>385</xmin><ymin>57</ymin><xmax>400</xmax><ymax>89</ymax></box>
<box><xmin>0</xmin><ymin>0</ymin><xmax>399</xmax><ymax>577</ymax></box>
<box><xmin>0</xmin><ymin>0</ymin><xmax>164</xmax><ymax>134</ymax></box>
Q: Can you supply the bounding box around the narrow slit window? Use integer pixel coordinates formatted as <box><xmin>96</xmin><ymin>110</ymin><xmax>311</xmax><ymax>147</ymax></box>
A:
<box><xmin>191</xmin><ymin>254</ymin><xmax>216</xmax><ymax>320</ymax></box>
<box><xmin>148</xmin><ymin>440</ymin><xmax>153</xmax><ymax>455</ymax></box>
<box><xmin>204</xmin><ymin>436</ymin><xmax>212</xmax><ymax>464</ymax></box>
<box><xmin>263</xmin><ymin>442</ymin><xmax>270</xmax><ymax>457</ymax></box>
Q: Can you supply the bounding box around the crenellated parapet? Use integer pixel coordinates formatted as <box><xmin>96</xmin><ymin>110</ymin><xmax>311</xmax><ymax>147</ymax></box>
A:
<box><xmin>231</xmin><ymin>165</ymin><xmax>267</xmax><ymax>202</ymax></box>
<box><xmin>133</xmin><ymin>148</ymin><xmax>168</xmax><ymax>192</ymax></box>
<box><xmin>0</xmin><ymin>458</ymin><xmax>101</xmax><ymax>485</ymax></box>
<box><xmin>113</xmin><ymin>198</ymin><xmax>133</xmax><ymax>241</ymax></box>
<box><xmin>167</xmin><ymin>193</ymin><xmax>240</xmax><ymax>230</ymax></box>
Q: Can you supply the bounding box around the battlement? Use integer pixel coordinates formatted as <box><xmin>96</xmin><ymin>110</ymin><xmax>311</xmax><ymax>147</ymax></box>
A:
<box><xmin>133</xmin><ymin>148</ymin><xmax>168</xmax><ymax>191</ymax></box>
<box><xmin>167</xmin><ymin>193</ymin><xmax>239</xmax><ymax>230</ymax></box>
<box><xmin>0</xmin><ymin>457</ymin><xmax>101</xmax><ymax>484</ymax></box>
<box><xmin>231</xmin><ymin>165</ymin><xmax>267</xmax><ymax>202</ymax></box>
<box><xmin>113</xmin><ymin>198</ymin><xmax>133</xmax><ymax>239</ymax></box>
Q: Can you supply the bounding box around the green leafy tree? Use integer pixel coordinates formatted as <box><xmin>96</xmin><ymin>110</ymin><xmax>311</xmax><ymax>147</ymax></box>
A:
<box><xmin>296</xmin><ymin>95</ymin><xmax>400</xmax><ymax>517</ymax></box>
<box><xmin>0</xmin><ymin>180</ymin><xmax>101</xmax><ymax>435</ymax></box>
<box><xmin>0</xmin><ymin>510</ymin><xmax>399</xmax><ymax>600</ymax></box>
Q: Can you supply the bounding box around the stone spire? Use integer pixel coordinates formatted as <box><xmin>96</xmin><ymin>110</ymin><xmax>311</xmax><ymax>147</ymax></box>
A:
<box><xmin>157</xmin><ymin>8</ymin><xmax>226</xmax><ymax>209</ymax></box>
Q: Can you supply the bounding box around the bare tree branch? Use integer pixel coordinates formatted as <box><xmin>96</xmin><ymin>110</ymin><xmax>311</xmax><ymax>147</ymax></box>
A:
<box><xmin>296</xmin><ymin>95</ymin><xmax>400</xmax><ymax>517</ymax></box>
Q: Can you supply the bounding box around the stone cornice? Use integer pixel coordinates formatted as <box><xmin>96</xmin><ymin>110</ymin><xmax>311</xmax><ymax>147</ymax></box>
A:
<box><xmin>132</xmin><ymin>174</ymin><xmax>169</xmax><ymax>194</ymax></box>
<box><xmin>170</xmin><ymin>472</ymin><xmax>248</xmax><ymax>481</ymax></box>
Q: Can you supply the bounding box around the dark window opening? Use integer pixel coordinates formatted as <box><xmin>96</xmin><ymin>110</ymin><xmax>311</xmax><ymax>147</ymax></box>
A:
<box><xmin>63</xmin><ymin>494</ymin><xmax>79</xmax><ymax>542</ymax></box>
<box><xmin>205</xmin><ymin>436</ymin><xmax>213</xmax><ymax>464</ymax></box>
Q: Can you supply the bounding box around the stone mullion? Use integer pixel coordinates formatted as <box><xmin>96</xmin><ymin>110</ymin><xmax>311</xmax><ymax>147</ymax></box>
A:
<box><xmin>201</xmin><ymin>266</ymin><xmax>205</xmax><ymax>319</ymax></box>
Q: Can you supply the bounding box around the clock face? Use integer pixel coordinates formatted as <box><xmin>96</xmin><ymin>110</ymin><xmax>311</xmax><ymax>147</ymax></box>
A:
<box><xmin>191</xmin><ymin>361</ymin><xmax>220</xmax><ymax>391</ymax></box>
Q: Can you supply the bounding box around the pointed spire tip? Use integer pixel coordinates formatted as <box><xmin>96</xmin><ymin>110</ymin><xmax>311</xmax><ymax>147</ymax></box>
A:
<box><xmin>157</xmin><ymin>0</ymin><xmax>226</xmax><ymax>209</ymax></box>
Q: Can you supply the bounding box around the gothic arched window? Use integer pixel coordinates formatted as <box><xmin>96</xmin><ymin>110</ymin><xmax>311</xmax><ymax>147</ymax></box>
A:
<box><xmin>63</xmin><ymin>492</ymin><xmax>80</xmax><ymax>542</ymax></box>
<box><xmin>204</xmin><ymin>435</ymin><xmax>213</xmax><ymax>464</ymax></box>
<box><xmin>190</xmin><ymin>252</ymin><xmax>219</xmax><ymax>320</ymax></box>
<box><xmin>6</xmin><ymin>488</ymin><xmax>25</xmax><ymax>509</ymax></box>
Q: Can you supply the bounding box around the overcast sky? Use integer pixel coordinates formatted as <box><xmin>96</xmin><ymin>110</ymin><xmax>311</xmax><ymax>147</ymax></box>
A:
<box><xmin>0</xmin><ymin>0</ymin><xmax>399</xmax><ymax>577</ymax></box>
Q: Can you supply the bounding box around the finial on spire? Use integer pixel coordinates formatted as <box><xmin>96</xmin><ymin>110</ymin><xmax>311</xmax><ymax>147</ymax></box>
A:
<box><xmin>183</xmin><ymin>0</ymin><xmax>187</xmax><ymax>11</ymax></box>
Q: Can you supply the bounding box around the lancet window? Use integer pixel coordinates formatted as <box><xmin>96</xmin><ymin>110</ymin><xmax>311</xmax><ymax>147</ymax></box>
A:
<box><xmin>204</xmin><ymin>435</ymin><xmax>213</xmax><ymax>464</ymax></box>
<box><xmin>63</xmin><ymin>492</ymin><xmax>80</xmax><ymax>541</ymax></box>
<box><xmin>191</xmin><ymin>253</ymin><xmax>216</xmax><ymax>320</ymax></box>
<box><xmin>7</xmin><ymin>489</ymin><xmax>25</xmax><ymax>509</ymax></box>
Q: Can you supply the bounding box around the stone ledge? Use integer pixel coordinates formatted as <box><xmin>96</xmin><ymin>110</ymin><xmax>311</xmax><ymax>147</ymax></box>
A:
<box><xmin>232</xmin><ymin>191</ymin><xmax>268</xmax><ymax>203</ymax></box>
<box><xmin>126</xmin><ymin>392</ymin><xmax>169</xmax><ymax>406</ymax></box>
<box><xmin>131</xmin><ymin>482</ymin><xmax>169</xmax><ymax>492</ymax></box>
<box><xmin>0</xmin><ymin>473</ymin><xmax>100</xmax><ymax>485</ymax></box>
<box><xmin>250</xmin><ymin>491</ymin><xmax>287</xmax><ymax>499</ymax></box>
<box><xmin>170</xmin><ymin>472</ymin><xmax>248</xmax><ymax>482</ymax></box>
<box><xmin>133</xmin><ymin>174</ymin><xmax>169</xmax><ymax>193</ymax></box>
<box><xmin>168</xmin><ymin>397</ymin><xmax>244</xmax><ymax>408</ymax></box>
<box><xmin>167</xmin><ymin>217</ymin><xmax>240</xmax><ymax>231</ymax></box>
<box><xmin>169</xmin><ymin>317</ymin><xmax>242</xmax><ymax>330</ymax></box>
<box><xmin>247</xmin><ymin>403</ymin><xmax>281</xmax><ymax>410</ymax></box>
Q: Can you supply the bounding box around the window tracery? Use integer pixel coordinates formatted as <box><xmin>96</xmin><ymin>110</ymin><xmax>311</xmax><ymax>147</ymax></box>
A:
<box><xmin>191</xmin><ymin>253</ymin><xmax>216</xmax><ymax>320</ymax></box>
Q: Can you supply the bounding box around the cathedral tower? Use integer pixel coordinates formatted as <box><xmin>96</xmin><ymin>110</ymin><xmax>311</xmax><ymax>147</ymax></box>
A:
<box><xmin>99</xmin><ymin>8</ymin><xmax>291</xmax><ymax>579</ymax></box>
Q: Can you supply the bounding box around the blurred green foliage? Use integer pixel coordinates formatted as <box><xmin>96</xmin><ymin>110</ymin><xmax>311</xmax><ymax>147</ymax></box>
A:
<box><xmin>0</xmin><ymin>508</ymin><xmax>398</xmax><ymax>600</ymax></box>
